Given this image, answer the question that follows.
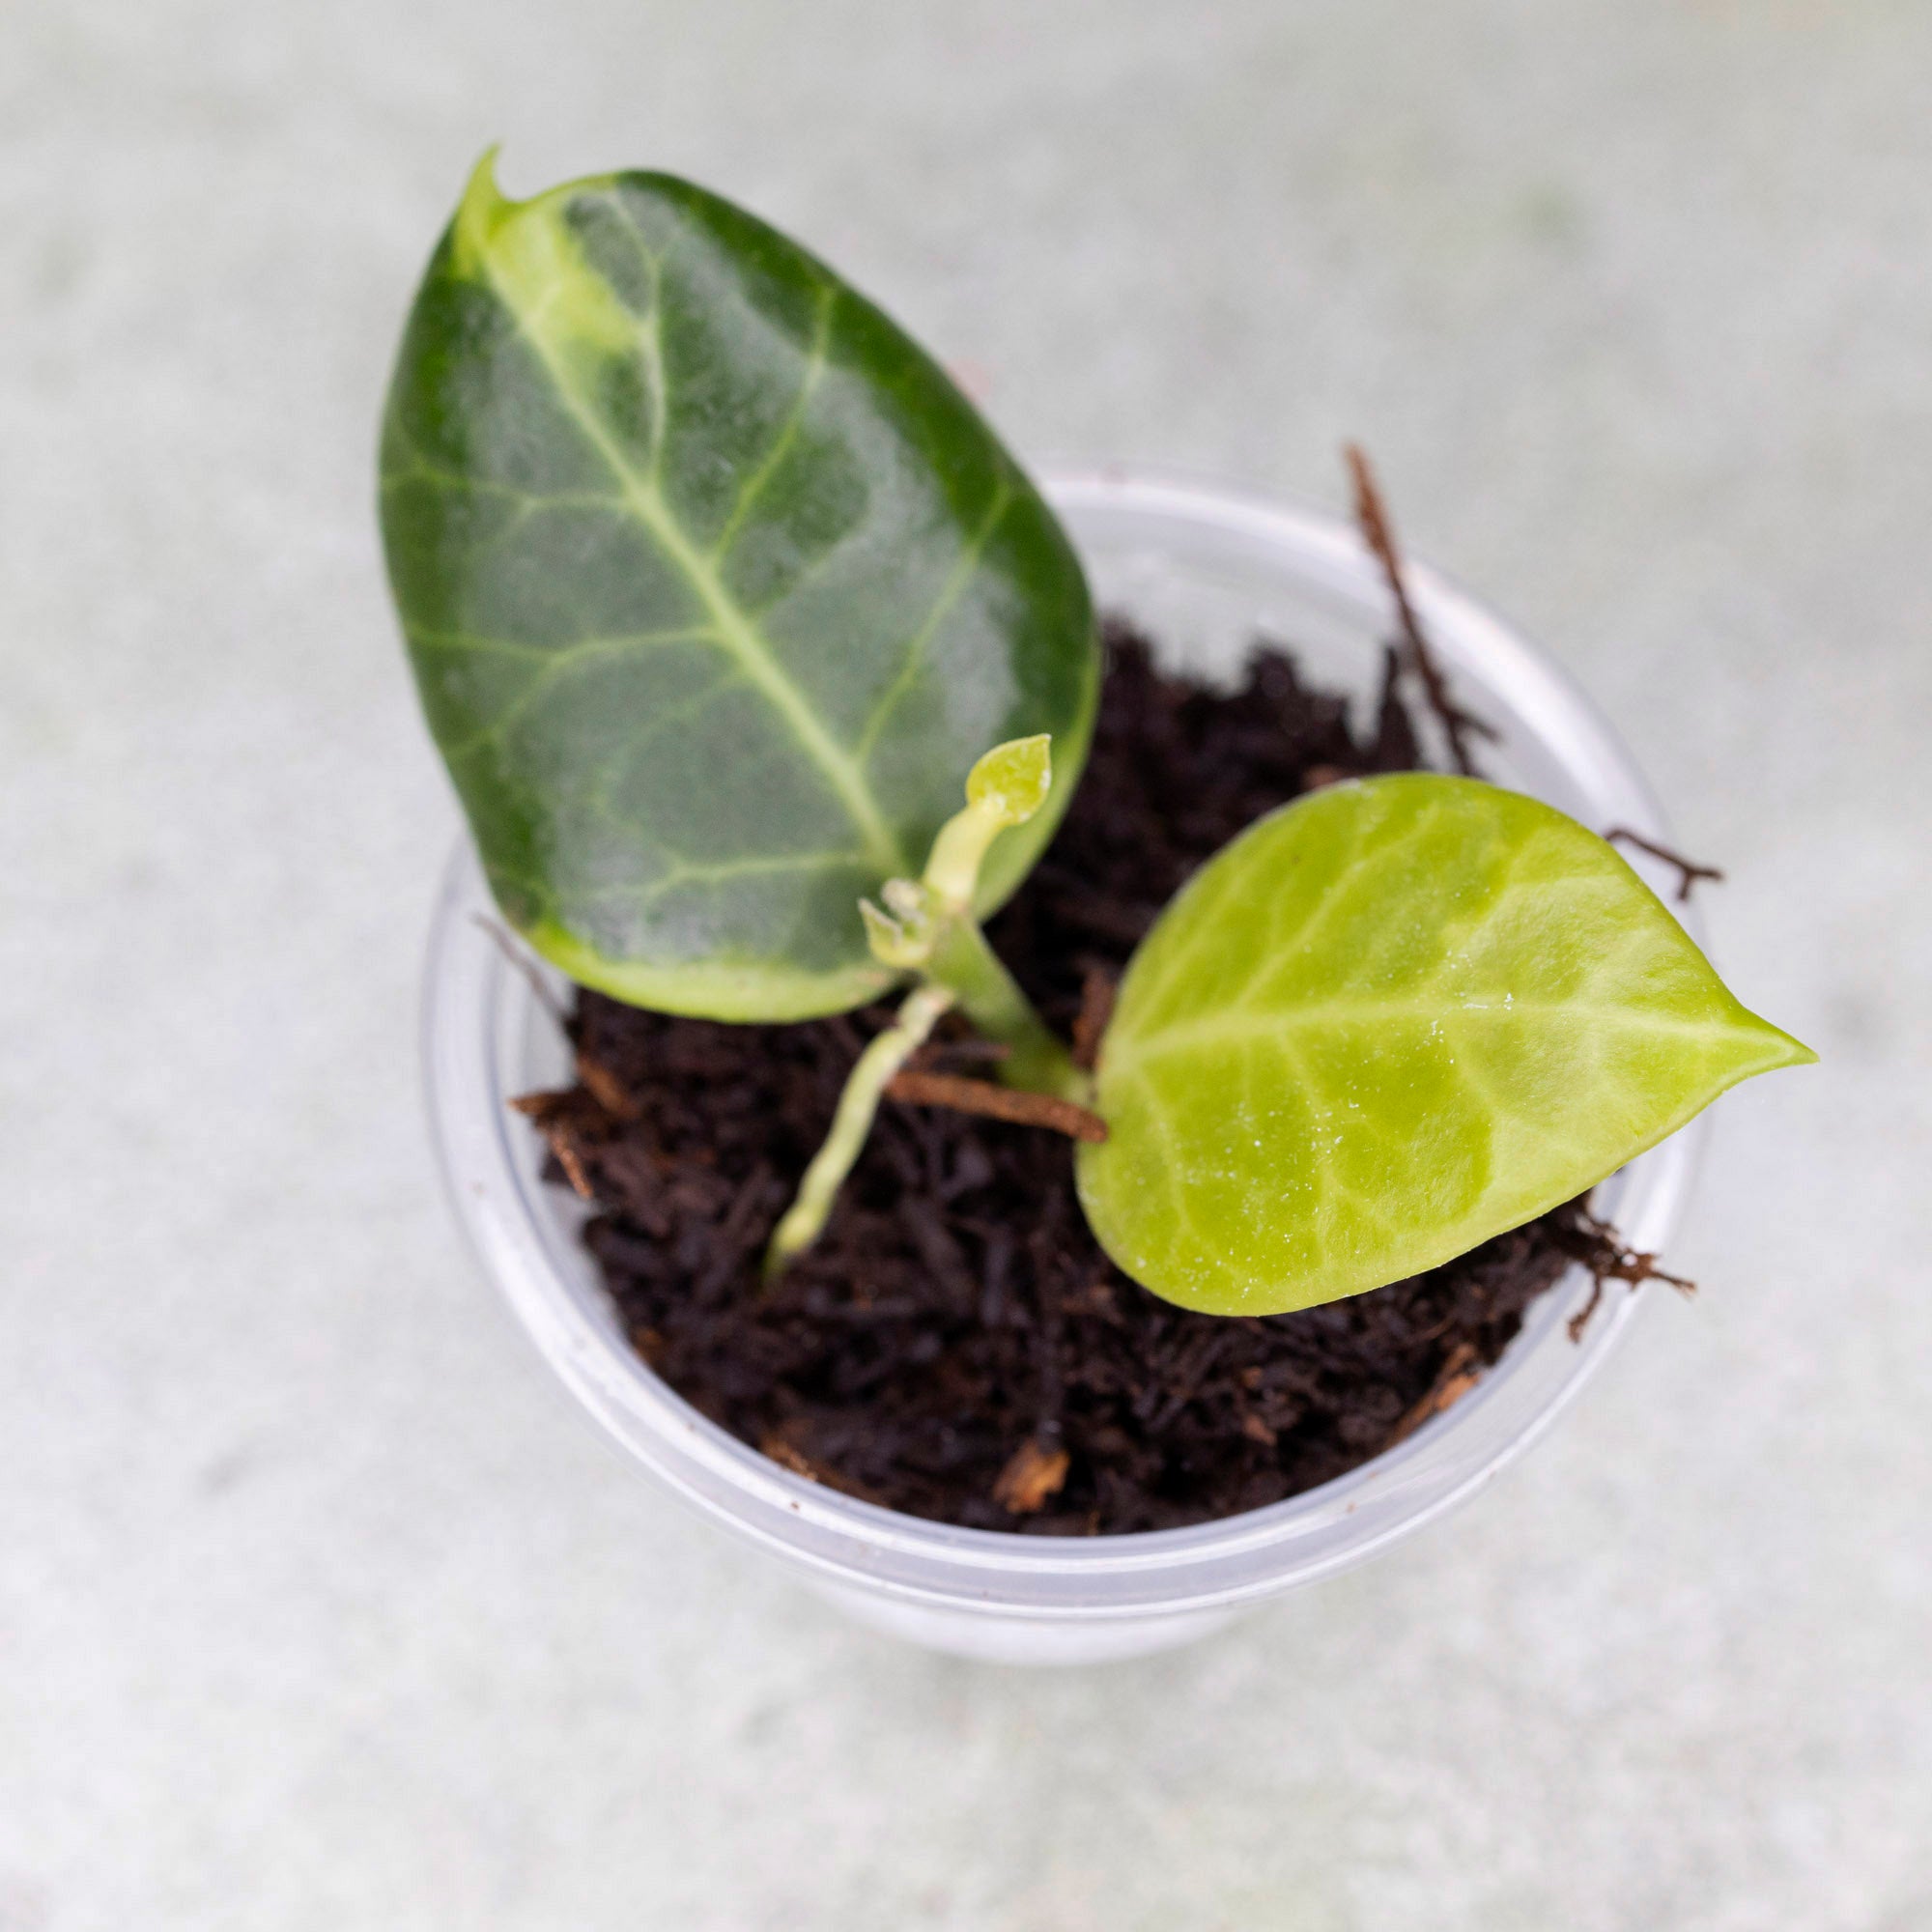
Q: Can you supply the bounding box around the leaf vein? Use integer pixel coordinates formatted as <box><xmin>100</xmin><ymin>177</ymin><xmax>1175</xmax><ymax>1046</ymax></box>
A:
<box><xmin>471</xmin><ymin>222</ymin><xmax>909</xmax><ymax>875</ymax></box>
<box><xmin>854</xmin><ymin>477</ymin><xmax>1015</xmax><ymax>767</ymax></box>
<box><xmin>709</xmin><ymin>281</ymin><xmax>838</xmax><ymax>564</ymax></box>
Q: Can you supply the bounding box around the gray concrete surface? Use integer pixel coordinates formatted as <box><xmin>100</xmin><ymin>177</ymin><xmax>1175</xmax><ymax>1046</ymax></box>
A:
<box><xmin>3</xmin><ymin>2</ymin><xmax>1928</xmax><ymax>1926</ymax></box>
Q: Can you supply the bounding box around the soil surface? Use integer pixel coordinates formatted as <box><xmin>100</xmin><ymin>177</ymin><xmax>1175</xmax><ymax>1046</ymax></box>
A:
<box><xmin>518</xmin><ymin>624</ymin><xmax>1652</xmax><ymax>1534</ymax></box>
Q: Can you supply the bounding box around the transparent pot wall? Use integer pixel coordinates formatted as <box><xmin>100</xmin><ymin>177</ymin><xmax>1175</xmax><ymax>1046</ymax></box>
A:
<box><xmin>423</xmin><ymin>471</ymin><xmax>1701</xmax><ymax>1666</ymax></box>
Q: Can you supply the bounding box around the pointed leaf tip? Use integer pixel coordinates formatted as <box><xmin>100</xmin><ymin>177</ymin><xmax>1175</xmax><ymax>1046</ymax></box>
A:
<box><xmin>967</xmin><ymin>735</ymin><xmax>1053</xmax><ymax>827</ymax></box>
<box><xmin>452</xmin><ymin>147</ymin><xmax>511</xmax><ymax>274</ymax></box>
<box><xmin>1778</xmin><ymin>1014</ymin><xmax>1819</xmax><ymax>1065</ymax></box>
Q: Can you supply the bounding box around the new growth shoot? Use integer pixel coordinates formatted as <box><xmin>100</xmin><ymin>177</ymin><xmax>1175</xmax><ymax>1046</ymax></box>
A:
<box><xmin>765</xmin><ymin>735</ymin><xmax>1091</xmax><ymax>1277</ymax></box>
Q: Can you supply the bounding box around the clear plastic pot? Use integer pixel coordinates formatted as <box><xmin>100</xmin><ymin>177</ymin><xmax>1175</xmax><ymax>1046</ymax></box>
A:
<box><xmin>421</xmin><ymin>469</ymin><xmax>1701</xmax><ymax>1665</ymax></box>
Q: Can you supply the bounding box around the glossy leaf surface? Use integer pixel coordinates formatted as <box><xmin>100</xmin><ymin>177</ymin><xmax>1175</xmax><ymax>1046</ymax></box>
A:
<box><xmin>381</xmin><ymin>157</ymin><xmax>1097</xmax><ymax>1018</ymax></box>
<box><xmin>1077</xmin><ymin>776</ymin><xmax>1814</xmax><ymax>1316</ymax></box>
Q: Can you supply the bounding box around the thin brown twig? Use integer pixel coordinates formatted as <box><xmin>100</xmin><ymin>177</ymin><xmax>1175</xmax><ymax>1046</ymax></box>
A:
<box><xmin>1566</xmin><ymin>1276</ymin><xmax>1607</xmax><ymax>1346</ymax></box>
<box><xmin>550</xmin><ymin>1135</ymin><xmax>595</xmax><ymax>1201</ymax></box>
<box><xmin>1604</xmin><ymin>827</ymin><xmax>1726</xmax><ymax>904</ymax></box>
<box><xmin>506</xmin><ymin>1096</ymin><xmax>597</xmax><ymax>1200</ymax></box>
<box><xmin>1598</xmin><ymin>1251</ymin><xmax>1694</xmax><ymax>1294</ymax></box>
<box><xmin>1071</xmin><ymin>968</ymin><xmax>1117</xmax><ymax>1072</ymax></box>
<box><xmin>885</xmin><ymin>1070</ymin><xmax>1109</xmax><ymax>1144</ymax></box>
<box><xmin>471</xmin><ymin>915</ymin><xmax>567</xmax><ymax>1026</ymax></box>
<box><xmin>486</xmin><ymin>913</ymin><xmax>637</xmax><ymax>1122</ymax></box>
<box><xmin>1344</xmin><ymin>444</ymin><xmax>1495</xmax><ymax>776</ymax></box>
<box><xmin>1563</xmin><ymin>1208</ymin><xmax>1697</xmax><ymax>1342</ymax></box>
<box><xmin>507</xmin><ymin>1090</ymin><xmax>601</xmax><ymax>1199</ymax></box>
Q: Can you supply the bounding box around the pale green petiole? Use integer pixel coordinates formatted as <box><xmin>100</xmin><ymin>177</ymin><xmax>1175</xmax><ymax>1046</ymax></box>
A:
<box><xmin>765</xmin><ymin>735</ymin><xmax>1091</xmax><ymax>1275</ymax></box>
<box><xmin>856</xmin><ymin>733</ymin><xmax>1087</xmax><ymax>1101</ymax></box>
<box><xmin>924</xmin><ymin>919</ymin><xmax>1085</xmax><ymax>1100</ymax></box>
<box><xmin>763</xmin><ymin>982</ymin><xmax>956</xmax><ymax>1280</ymax></box>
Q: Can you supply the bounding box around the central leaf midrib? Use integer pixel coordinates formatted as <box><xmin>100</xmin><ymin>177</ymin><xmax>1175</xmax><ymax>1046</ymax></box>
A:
<box><xmin>475</xmin><ymin>248</ymin><xmax>911</xmax><ymax>878</ymax></box>
<box><xmin>1110</xmin><ymin>997</ymin><xmax>1747</xmax><ymax>1074</ymax></box>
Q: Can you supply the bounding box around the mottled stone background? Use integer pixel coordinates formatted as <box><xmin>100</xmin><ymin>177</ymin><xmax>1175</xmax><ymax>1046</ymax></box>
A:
<box><xmin>3</xmin><ymin>2</ymin><xmax>1926</xmax><ymax>1926</ymax></box>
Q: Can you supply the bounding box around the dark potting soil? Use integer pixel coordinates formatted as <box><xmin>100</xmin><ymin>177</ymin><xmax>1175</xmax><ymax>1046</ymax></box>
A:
<box><xmin>516</xmin><ymin>624</ymin><xmax>1666</xmax><ymax>1534</ymax></box>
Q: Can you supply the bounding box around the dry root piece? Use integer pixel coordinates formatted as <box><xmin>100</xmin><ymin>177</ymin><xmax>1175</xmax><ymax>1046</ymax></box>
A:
<box><xmin>573</xmin><ymin>1051</ymin><xmax>640</xmax><ymax>1121</ymax></box>
<box><xmin>992</xmin><ymin>1437</ymin><xmax>1072</xmax><ymax>1514</ymax></box>
<box><xmin>1563</xmin><ymin>1216</ymin><xmax>1697</xmax><ymax>1343</ymax></box>
<box><xmin>759</xmin><ymin>1432</ymin><xmax>825</xmax><ymax>1482</ymax></box>
<box><xmin>885</xmin><ymin>1070</ymin><xmax>1109</xmax><ymax>1144</ymax></box>
<box><xmin>508</xmin><ymin>1090</ymin><xmax>597</xmax><ymax>1199</ymax></box>
<box><xmin>1387</xmin><ymin>1341</ymin><xmax>1483</xmax><ymax>1446</ymax></box>
<box><xmin>1567</xmin><ymin>1278</ymin><xmax>1606</xmax><ymax>1345</ymax></box>
<box><xmin>758</xmin><ymin>1424</ymin><xmax>883</xmax><ymax>1503</ymax></box>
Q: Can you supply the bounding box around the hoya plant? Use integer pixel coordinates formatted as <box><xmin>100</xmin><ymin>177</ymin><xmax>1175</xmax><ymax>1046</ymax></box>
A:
<box><xmin>383</xmin><ymin>157</ymin><xmax>1813</xmax><ymax>1320</ymax></box>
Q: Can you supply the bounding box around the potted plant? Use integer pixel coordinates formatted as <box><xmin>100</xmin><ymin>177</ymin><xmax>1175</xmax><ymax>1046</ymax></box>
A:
<box><xmin>387</xmin><ymin>156</ymin><xmax>1811</xmax><ymax>1662</ymax></box>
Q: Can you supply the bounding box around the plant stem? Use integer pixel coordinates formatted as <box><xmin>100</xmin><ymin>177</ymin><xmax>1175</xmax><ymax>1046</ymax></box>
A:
<box><xmin>768</xmin><ymin>733</ymin><xmax>1088</xmax><ymax>1274</ymax></box>
<box><xmin>763</xmin><ymin>983</ymin><xmax>955</xmax><ymax>1280</ymax></box>
<box><xmin>926</xmin><ymin>920</ymin><xmax>1088</xmax><ymax>1101</ymax></box>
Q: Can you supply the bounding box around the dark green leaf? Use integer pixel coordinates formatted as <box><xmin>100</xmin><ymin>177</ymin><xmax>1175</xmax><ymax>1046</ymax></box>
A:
<box><xmin>381</xmin><ymin>156</ymin><xmax>1097</xmax><ymax>1018</ymax></box>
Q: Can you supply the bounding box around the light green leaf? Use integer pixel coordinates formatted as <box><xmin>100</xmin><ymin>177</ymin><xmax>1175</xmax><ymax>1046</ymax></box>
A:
<box><xmin>1077</xmin><ymin>775</ymin><xmax>1815</xmax><ymax>1316</ymax></box>
<box><xmin>381</xmin><ymin>155</ymin><xmax>1097</xmax><ymax>1019</ymax></box>
<box><xmin>965</xmin><ymin>733</ymin><xmax>1053</xmax><ymax>826</ymax></box>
